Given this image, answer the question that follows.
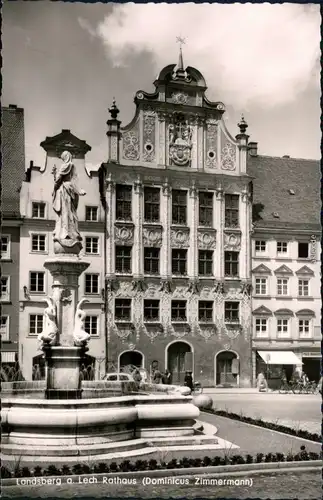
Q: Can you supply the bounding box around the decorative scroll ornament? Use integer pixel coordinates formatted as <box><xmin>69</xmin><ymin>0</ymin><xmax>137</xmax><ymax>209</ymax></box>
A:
<box><xmin>198</xmin><ymin>324</ymin><xmax>217</xmax><ymax>341</ymax></box>
<box><xmin>73</xmin><ymin>298</ymin><xmax>90</xmax><ymax>347</ymax></box>
<box><xmin>221</xmin><ymin>143</ymin><xmax>236</xmax><ymax>171</ymax></box>
<box><xmin>205</xmin><ymin>121</ymin><xmax>218</xmax><ymax>169</ymax></box>
<box><xmin>240</xmin><ymin>282</ymin><xmax>252</xmax><ymax>296</ymax></box>
<box><xmin>188</xmin><ymin>279</ymin><xmax>201</xmax><ymax>295</ymax></box>
<box><xmin>114</xmin><ymin>323</ymin><xmax>133</xmax><ymax>342</ymax></box>
<box><xmin>170</xmin><ymin>228</ymin><xmax>190</xmax><ymax>248</ymax></box>
<box><xmin>168</xmin><ymin>322</ymin><xmax>191</xmax><ymax>338</ymax></box>
<box><xmin>310</xmin><ymin>235</ymin><xmax>317</xmax><ymax>262</ymax></box>
<box><xmin>123</xmin><ymin>128</ymin><xmax>140</xmax><ymax>160</ymax></box>
<box><xmin>224</xmin><ymin>232</ymin><xmax>241</xmax><ymax>251</ymax></box>
<box><xmin>224</xmin><ymin>343</ymin><xmax>231</xmax><ymax>350</ymax></box>
<box><xmin>223</xmin><ymin>323</ymin><xmax>242</xmax><ymax>340</ymax></box>
<box><xmin>144</xmin><ymin>323</ymin><xmax>164</xmax><ymax>342</ymax></box>
<box><xmin>214</xmin><ymin>281</ymin><xmax>225</xmax><ymax>294</ymax></box>
<box><xmin>143</xmin><ymin>227</ymin><xmax>162</xmax><ymax>247</ymax></box>
<box><xmin>197</xmin><ymin>230</ymin><xmax>217</xmax><ymax>250</ymax></box>
<box><xmin>143</xmin><ymin>111</ymin><xmax>156</xmax><ymax>162</ymax></box>
<box><xmin>110</xmin><ymin>135</ymin><xmax>118</xmax><ymax>161</ymax></box>
<box><xmin>132</xmin><ymin>278</ymin><xmax>147</xmax><ymax>293</ymax></box>
<box><xmin>169</xmin><ymin>115</ymin><xmax>192</xmax><ymax>166</ymax></box>
<box><xmin>159</xmin><ymin>278</ymin><xmax>174</xmax><ymax>294</ymax></box>
<box><xmin>172</xmin><ymin>91</ymin><xmax>189</xmax><ymax>105</ymax></box>
<box><xmin>106</xmin><ymin>278</ymin><xmax>119</xmax><ymax>293</ymax></box>
<box><xmin>115</xmin><ymin>225</ymin><xmax>134</xmax><ymax>244</ymax></box>
<box><xmin>38</xmin><ymin>297</ymin><xmax>59</xmax><ymax>347</ymax></box>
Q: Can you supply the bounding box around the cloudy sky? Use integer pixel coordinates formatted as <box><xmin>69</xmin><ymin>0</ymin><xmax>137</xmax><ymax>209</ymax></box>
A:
<box><xmin>3</xmin><ymin>2</ymin><xmax>320</xmax><ymax>169</ymax></box>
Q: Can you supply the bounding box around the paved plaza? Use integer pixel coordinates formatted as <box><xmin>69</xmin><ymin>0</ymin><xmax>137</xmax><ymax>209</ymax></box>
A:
<box><xmin>205</xmin><ymin>392</ymin><xmax>321</xmax><ymax>435</ymax></box>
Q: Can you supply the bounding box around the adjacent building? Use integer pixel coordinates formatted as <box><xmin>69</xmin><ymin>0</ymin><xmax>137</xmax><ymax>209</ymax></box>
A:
<box><xmin>248</xmin><ymin>146</ymin><xmax>321</xmax><ymax>386</ymax></box>
<box><xmin>1</xmin><ymin>105</ymin><xmax>26</xmax><ymax>374</ymax></box>
<box><xmin>19</xmin><ymin>130</ymin><xmax>106</xmax><ymax>380</ymax></box>
<box><xmin>99</xmin><ymin>55</ymin><xmax>254</xmax><ymax>387</ymax></box>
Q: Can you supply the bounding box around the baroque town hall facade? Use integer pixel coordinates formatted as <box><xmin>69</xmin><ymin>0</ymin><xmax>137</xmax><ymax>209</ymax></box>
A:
<box><xmin>100</xmin><ymin>56</ymin><xmax>253</xmax><ymax>387</ymax></box>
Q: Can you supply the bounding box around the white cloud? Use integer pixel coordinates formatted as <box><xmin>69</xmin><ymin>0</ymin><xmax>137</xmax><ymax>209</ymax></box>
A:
<box><xmin>83</xmin><ymin>3</ymin><xmax>320</xmax><ymax>108</ymax></box>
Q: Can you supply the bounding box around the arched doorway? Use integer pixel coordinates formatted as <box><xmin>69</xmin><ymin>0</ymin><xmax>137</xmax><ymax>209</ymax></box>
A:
<box><xmin>215</xmin><ymin>351</ymin><xmax>239</xmax><ymax>387</ymax></box>
<box><xmin>119</xmin><ymin>351</ymin><xmax>144</xmax><ymax>372</ymax></box>
<box><xmin>167</xmin><ymin>341</ymin><xmax>193</xmax><ymax>385</ymax></box>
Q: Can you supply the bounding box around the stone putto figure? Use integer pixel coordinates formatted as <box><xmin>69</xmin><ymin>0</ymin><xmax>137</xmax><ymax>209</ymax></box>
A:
<box><xmin>52</xmin><ymin>150</ymin><xmax>86</xmax><ymax>254</ymax></box>
<box><xmin>38</xmin><ymin>297</ymin><xmax>59</xmax><ymax>347</ymax></box>
<box><xmin>73</xmin><ymin>298</ymin><xmax>90</xmax><ymax>347</ymax></box>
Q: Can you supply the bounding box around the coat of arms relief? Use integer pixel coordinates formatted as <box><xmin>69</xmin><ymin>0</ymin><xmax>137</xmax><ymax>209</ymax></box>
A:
<box><xmin>168</xmin><ymin>113</ymin><xmax>193</xmax><ymax>167</ymax></box>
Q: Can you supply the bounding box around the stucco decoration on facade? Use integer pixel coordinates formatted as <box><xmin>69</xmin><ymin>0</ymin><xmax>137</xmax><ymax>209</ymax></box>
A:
<box><xmin>52</xmin><ymin>151</ymin><xmax>86</xmax><ymax>255</ymax></box>
<box><xmin>168</xmin><ymin>114</ymin><xmax>193</xmax><ymax>167</ymax></box>
<box><xmin>113</xmin><ymin>323</ymin><xmax>134</xmax><ymax>342</ymax></box>
<box><xmin>143</xmin><ymin>226</ymin><xmax>163</xmax><ymax>247</ymax></box>
<box><xmin>221</xmin><ymin>142</ymin><xmax>236</xmax><ymax>171</ymax></box>
<box><xmin>224</xmin><ymin>231</ymin><xmax>241</xmax><ymax>251</ymax></box>
<box><xmin>143</xmin><ymin>323</ymin><xmax>165</xmax><ymax>342</ymax></box>
<box><xmin>167</xmin><ymin>322</ymin><xmax>191</xmax><ymax>338</ymax></box>
<box><xmin>143</xmin><ymin>108</ymin><xmax>156</xmax><ymax>162</ymax></box>
<box><xmin>170</xmin><ymin>227</ymin><xmax>190</xmax><ymax>248</ymax></box>
<box><xmin>310</xmin><ymin>235</ymin><xmax>317</xmax><ymax>262</ymax></box>
<box><xmin>115</xmin><ymin>225</ymin><xmax>134</xmax><ymax>245</ymax></box>
<box><xmin>205</xmin><ymin>119</ymin><xmax>218</xmax><ymax>169</ymax></box>
<box><xmin>122</xmin><ymin>122</ymin><xmax>140</xmax><ymax>161</ymax></box>
<box><xmin>197</xmin><ymin>229</ymin><xmax>217</xmax><ymax>250</ymax></box>
<box><xmin>171</xmin><ymin>91</ymin><xmax>189</xmax><ymax>105</ymax></box>
<box><xmin>115</xmin><ymin>281</ymin><xmax>134</xmax><ymax>298</ymax></box>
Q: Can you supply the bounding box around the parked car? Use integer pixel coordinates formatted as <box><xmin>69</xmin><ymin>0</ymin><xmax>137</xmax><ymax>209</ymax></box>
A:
<box><xmin>103</xmin><ymin>372</ymin><xmax>134</xmax><ymax>382</ymax></box>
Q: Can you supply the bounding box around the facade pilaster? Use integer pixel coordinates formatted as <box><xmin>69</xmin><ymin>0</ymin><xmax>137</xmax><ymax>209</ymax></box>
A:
<box><xmin>161</xmin><ymin>179</ymin><xmax>171</xmax><ymax>277</ymax></box>
<box><xmin>240</xmin><ymin>188</ymin><xmax>250</xmax><ymax>280</ymax></box>
<box><xmin>157</xmin><ymin>112</ymin><xmax>167</xmax><ymax>166</ymax></box>
<box><xmin>106</xmin><ymin>174</ymin><xmax>115</xmax><ymax>277</ymax></box>
<box><xmin>189</xmin><ymin>182</ymin><xmax>198</xmax><ymax>278</ymax></box>
<box><xmin>133</xmin><ymin>176</ymin><xmax>143</xmax><ymax>277</ymax></box>
<box><xmin>215</xmin><ymin>187</ymin><xmax>224</xmax><ymax>279</ymax></box>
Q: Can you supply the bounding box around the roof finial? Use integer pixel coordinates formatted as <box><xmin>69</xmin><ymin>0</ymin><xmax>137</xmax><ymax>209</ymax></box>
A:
<box><xmin>176</xmin><ymin>36</ymin><xmax>186</xmax><ymax>71</ymax></box>
<box><xmin>238</xmin><ymin>114</ymin><xmax>248</xmax><ymax>134</ymax></box>
<box><xmin>109</xmin><ymin>97</ymin><xmax>119</xmax><ymax>120</ymax></box>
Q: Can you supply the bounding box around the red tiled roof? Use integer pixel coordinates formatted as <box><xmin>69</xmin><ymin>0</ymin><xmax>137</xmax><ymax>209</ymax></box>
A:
<box><xmin>2</xmin><ymin>106</ymin><xmax>26</xmax><ymax>217</ymax></box>
<box><xmin>247</xmin><ymin>154</ymin><xmax>320</xmax><ymax>229</ymax></box>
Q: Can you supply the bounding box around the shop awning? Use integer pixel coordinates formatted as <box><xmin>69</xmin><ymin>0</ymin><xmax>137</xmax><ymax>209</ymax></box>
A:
<box><xmin>257</xmin><ymin>351</ymin><xmax>302</xmax><ymax>365</ymax></box>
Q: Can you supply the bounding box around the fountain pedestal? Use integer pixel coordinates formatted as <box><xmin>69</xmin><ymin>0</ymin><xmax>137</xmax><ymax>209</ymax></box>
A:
<box><xmin>43</xmin><ymin>256</ymin><xmax>90</xmax><ymax>399</ymax></box>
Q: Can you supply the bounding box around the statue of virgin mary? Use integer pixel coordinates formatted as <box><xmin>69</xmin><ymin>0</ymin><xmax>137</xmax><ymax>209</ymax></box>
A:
<box><xmin>52</xmin><ymin>151</ymin><xmax>86</xmax><ymax>254</ymax></box>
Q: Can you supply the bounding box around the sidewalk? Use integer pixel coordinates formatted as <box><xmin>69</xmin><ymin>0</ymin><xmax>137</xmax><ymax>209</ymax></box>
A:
<box><xmin>203</xmin><ymin>387</ymin><xmax>259</xmax><ymax>394</ymax></box>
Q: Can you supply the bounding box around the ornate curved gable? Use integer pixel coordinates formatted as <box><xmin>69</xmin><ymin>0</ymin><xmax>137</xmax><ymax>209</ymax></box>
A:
<box><xmin>118</xmin><ymin>50</ymin><xmax>246</xmax><ymax>174</ymax></box>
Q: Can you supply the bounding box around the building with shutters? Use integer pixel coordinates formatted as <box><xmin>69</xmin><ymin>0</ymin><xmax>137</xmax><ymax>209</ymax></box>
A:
<box><xmin>248</xmin><ymin>146</ymin><xmax>321</xmax><ymax>387</ymax></box>
<box><xmin>18</xmin><ymin>130</ymin><xmax>106</xmax><ymax>381</ymax></box>
<box><xmin>99</xmin><ymin>51</ymin><xmax>254</xmax><ymax>387</ymax></box>
<box><xmin>1</xmin><ymin>105</ymin><xmax>26</xmax><ymax>374</ymax></box>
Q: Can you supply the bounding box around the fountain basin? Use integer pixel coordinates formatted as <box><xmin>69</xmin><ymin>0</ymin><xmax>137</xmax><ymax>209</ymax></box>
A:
<box><xmin>1</xmin><ymin>394</ymin><xmax>199</xmax><ymax>455</ymax></box>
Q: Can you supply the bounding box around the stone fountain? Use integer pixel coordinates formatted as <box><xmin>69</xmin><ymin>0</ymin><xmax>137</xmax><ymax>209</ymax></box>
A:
<box><xmin>1</xmin><ymin>151</ymin><xmax>225</xmax><ymax>464</ymax></box>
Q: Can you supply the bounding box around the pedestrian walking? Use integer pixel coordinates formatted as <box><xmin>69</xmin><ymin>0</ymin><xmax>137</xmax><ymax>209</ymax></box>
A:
<box><xmin>184</xmin><ymin>371</ymin><xmax>193</xmax><ymax>392</ymax></box>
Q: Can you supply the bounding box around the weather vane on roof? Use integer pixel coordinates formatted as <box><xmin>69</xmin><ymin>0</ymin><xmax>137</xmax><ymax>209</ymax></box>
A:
<box><xmin>176</xmin><ymin>36</ymin><xmax>186</xmax><ymax>48</ymax></box>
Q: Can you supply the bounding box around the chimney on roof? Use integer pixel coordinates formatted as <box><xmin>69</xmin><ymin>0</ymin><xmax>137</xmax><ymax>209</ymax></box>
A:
<box><xmin>282</xmin><ymin>155</ymin><xmax>290</xmax><ymax>158</ymax></box>
<box><xmin>248</xmin><ymin>141</ymin><xmax>258</xmax><ymax>157</ymax></box>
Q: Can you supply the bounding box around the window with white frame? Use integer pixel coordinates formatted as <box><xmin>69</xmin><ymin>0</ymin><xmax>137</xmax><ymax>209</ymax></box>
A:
<box><xmin>298</xmin><ymin>319</ymin><xmax>311</xmax><ymax>338</ymax></box>
<box><xmin>277</xmin><ymin>278</ymin><xmax>288</xmax><ymax>296</ymax></box>
<box><xmin>255</xmin><ymin>240</ymin><xmax>266</xmax><ymax>253</ymax></box>
<box><xmin>29</xmin><ymin>272</ymin><xmax>45</xmax><ymax>293</ymax></box>
<box><xmin>29</xmin><ymin>314</ymin><xmax>44</xmax><ymax>335</ymax></box>
<box><xmin>0</xmin><ymin>276</ymin><xmax>10</xmax><ymax>301</ymax></box>
<box><xmin>31</xmin><ymin>234</ymin><xmax>46</xmax><ymax>252</ymax></box>
<box><xmin>85</xmin><ymin>237</ymin><xmax>99</xmax><ymax>254</ymax></box>
<box><xmin>1</xmin><ymin>235</ymin><xmax>10</xmax><ymax>259</ymax></box>
<box><xmin>85</xmin><ymin>316</ymin><xmax>98</xmax><ymax>336</ymax></box>
<box><xmin>298</xmin><ymin>279</ymin><xmax>309</xmax><ymax>297</ymax></box>
<box><xmin>277</xmin><ymin>318</ymin><xmax>289</xmax><ymax>337</ymax></box>
<box><xmin>255</xmin><ymin>318</ymin><xmax>268</xmax><ymax>337</ymax></box>
<box><xmin>85</xmin><ymin>206</ymin><xmax>98</xmax><ymax>222</ymax></box>
<box><xmin>0</xmin><ymin>316</ymin><xmax>9</xmax><ymax>341</ymax></box>
<box><xmin>32</xmin><ymin>202</ymin><xmax>46</xmax><ymax>219</ymax></box>
<box><xmin>277</xmin><ymin>241</ymin><xmax>288</xmax><ymax>255</ymax></box>
<box><xmin>255</xmin><ymin>277</ymin><xmax>267</xmax><ymax>295</ymax></box>
<box><xmin>84</xmin><ymin>274</ymin><xmax>99</xmax><ymax>294</ymax></box>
